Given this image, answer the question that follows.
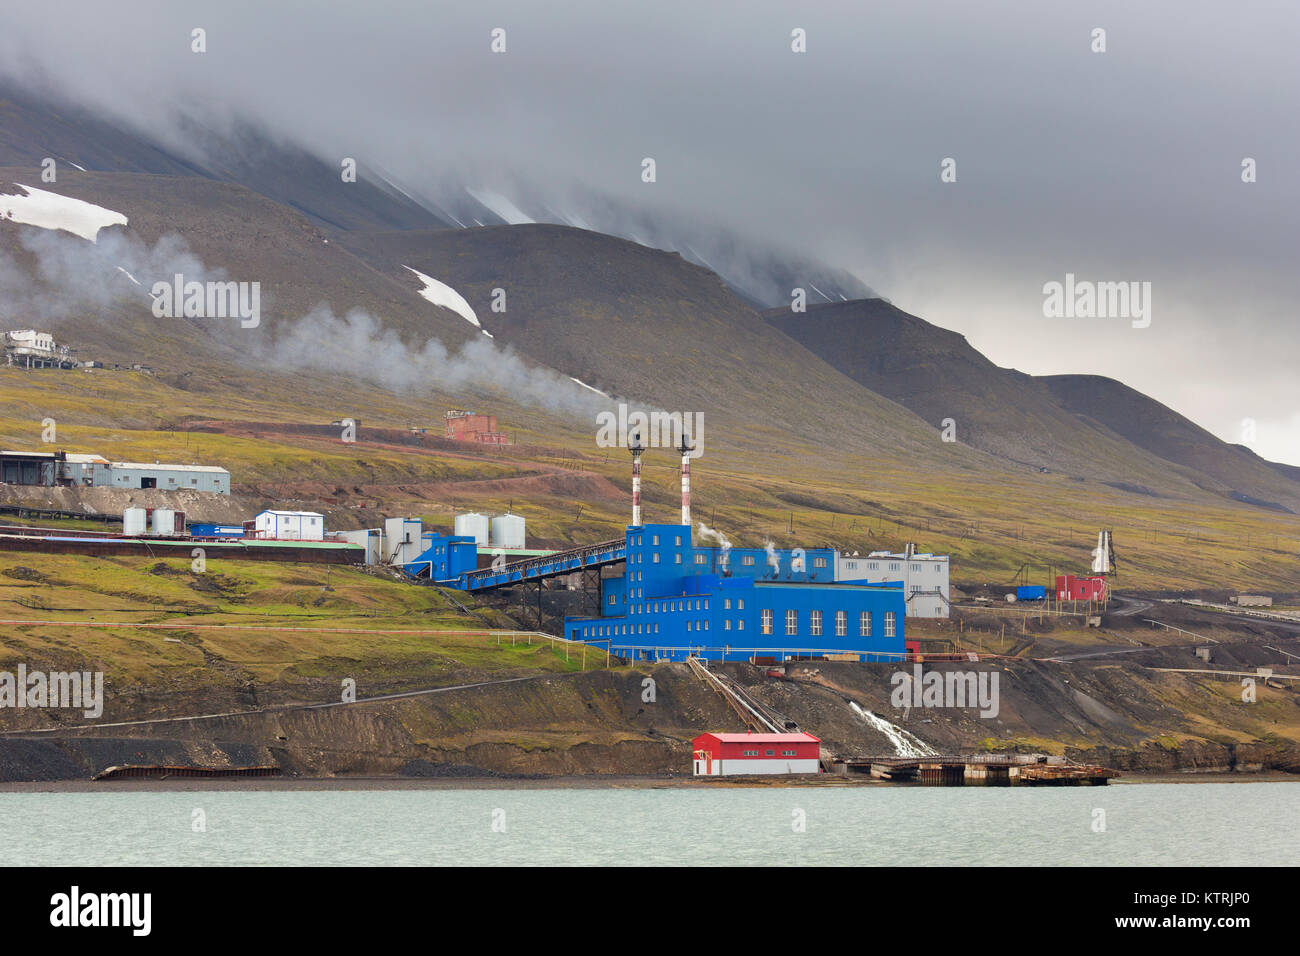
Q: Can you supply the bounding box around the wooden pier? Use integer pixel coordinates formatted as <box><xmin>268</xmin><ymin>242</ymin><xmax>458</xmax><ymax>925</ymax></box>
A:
<box><xmin>829</xmin><ymin>754</ymin><xmax>1117</xmax><ymax>786</ymax></box>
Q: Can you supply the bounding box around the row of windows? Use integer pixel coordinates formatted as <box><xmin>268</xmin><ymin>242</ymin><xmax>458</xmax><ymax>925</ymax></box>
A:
<box><xmin>614</xmin><ymin>598</ymin><xmax>711</xmax><ymax>614</ymax></box>
<box><xmin>588</xmin><ymin>602</ymin><xmax>894</xmax><ymax>641</ymax></box>
<box><xmin>633</xmin><ymin>534</ymin><xmax>685</xmax><ymax>548</ymax></box>
<box><xmin>610</xmin><ymin>593</ymin><xmax>750</xmax><ymax>616</ymax></box>
<box><xmin>739</xmin><ymin>749</ymin><xmax>799</xmax><ymax>757</ymax></box>
<box><xmin>629</xmin><ymin>534</ymin><xmax>686</xmax><ymax>548</ymax></box>
<box><xmin>844</xmin><ymin>560</ymin><xmax>945</xmax><ymax>572</ymax></box>
<box><xmin>581</xmin><ymin>622</ymin><xmax>663</xmax><ymax>638</ymax></box>
<box><xmin>728</xmin><ymin>554</ymin><xmax>828</xmax><ymax>569</ymax></box>
<box><xmin>758</xmin><ymin>609</ymin><xmax>895</xmax><ymax>638</ymax></box>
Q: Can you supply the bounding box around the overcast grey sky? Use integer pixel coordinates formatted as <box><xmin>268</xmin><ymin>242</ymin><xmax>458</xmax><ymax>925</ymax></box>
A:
<box><xmin>3</xmin><ymin>0</ymin><xmax>1297</xmax><ymax>463</ymax></box>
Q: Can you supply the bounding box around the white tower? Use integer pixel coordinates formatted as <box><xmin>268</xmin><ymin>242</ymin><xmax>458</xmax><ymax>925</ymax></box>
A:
<box><xmin>1091</xmin><ymin>529</ymin><xmax>1114</xmax><ymax>574</ymax></box>
<box><xmin>629</xmin><ymin>432</ymin><xmax>645</xmax><ymax>527</ymax></box>
<box><xmin>678</xmin><ymin>433</ymin><xmax>694</xmax><ymax>527</ymax></box>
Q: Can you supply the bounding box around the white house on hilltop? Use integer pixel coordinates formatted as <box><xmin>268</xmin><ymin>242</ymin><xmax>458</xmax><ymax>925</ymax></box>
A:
<box><xmin>4</xmin><ymin>329</ymin><xmax>72</xmax><ymax>368</ymax></box>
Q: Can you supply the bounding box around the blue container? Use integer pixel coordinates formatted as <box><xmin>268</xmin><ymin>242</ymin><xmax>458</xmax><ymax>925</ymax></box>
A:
<box><xmin>189</xmin><ymin>523</ymin><xmax>245</xmax><ymax>539</ymax></box>
<box><xmin>1015</xmin><ymin>585</ymin><xmax>1046</xmax><ymax>601</ymax></box>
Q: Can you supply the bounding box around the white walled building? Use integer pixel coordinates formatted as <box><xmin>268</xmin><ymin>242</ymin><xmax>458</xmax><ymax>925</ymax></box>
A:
<box><xmin>383</xmin><ymin>517</ymin><xmax>425</xmax><ymax>564</ymax></box>
<box><xmin>102</xmin><ymin>461</ymin><xmax>230</xmax><ymax>494</ymax></box>
<box><xmin>835</xmin><ymin>543</ymin><xmax>950</xmax><ymax>618</ymax></box>
<box><xmin>337</xmin><ymin>528</ymin><xmax>383</xmax><ymax>564</ymax></box>
<box><xmin>254</xmin><ymin>510</ymin><xmax>324</xmax><ymax>541</ymax></box>
<box><xmin>4</xmin><ymin>329</ymin><xmax>71</xmax><ymax>368</ymax></box>
<box><xmin>7</xmin><ymin>330</ymin><xmax>54</xmax><ymax>352</ymax></box>
<box><xmin>0</xmin><ymin>451</ymin><xmax>229</xmax><ymax>494</ymax></box>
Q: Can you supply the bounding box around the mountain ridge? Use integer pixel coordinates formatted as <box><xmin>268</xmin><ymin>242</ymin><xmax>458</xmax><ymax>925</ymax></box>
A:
<box><xmin>764</xmin><ymin>298</ymin><xmax>1300</xmax><ymax>512</ymax></box>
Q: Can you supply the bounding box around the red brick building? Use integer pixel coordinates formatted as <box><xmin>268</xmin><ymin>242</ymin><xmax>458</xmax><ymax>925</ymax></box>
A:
<box><xmin>444</xmin><ymin>410</ymin><xmax>508</xmax><ymax>444</ymax></box>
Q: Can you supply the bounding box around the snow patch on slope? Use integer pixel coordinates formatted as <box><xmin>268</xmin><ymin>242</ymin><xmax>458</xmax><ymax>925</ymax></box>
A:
<box><xmin>0</xmin><ymin>183</ymin><xmax>127</xmax><ymax>242</ymax></box>
<box><xmin>403</xmin><ymin>265</ymin><xmax>482</xmax><ymax>330</ymax></box>
<box><xmin>569</xmin><ymin>376</ymin><xmax>609</xmax><ymax>398</ymax></box>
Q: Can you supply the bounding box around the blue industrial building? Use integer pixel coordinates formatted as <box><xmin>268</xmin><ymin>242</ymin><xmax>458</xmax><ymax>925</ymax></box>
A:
<box><xmin>563</xmin><ymin>524</ymin><xmax>905</xmax><ymax>663</ymax></box>
<box><xmin>403</xmin><ymin>533</ymin><xmax>479</xmax><ymax>581</ymax></box>
<box><xmin>399</xmin><ymin>521</ymin><xmax>906</xmax><ymax>664</ymax></box>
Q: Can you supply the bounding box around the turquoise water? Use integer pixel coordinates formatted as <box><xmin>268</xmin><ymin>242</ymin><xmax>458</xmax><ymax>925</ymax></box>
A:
<box><xmin>3</xmin><ymin>782</ymin><xmax>1297</xmax><ymax>866</ymax></box>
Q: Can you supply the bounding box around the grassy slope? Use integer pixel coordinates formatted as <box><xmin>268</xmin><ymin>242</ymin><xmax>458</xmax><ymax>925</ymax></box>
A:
<box><xmin>0</xmin><ymin>551</ymin><xmax>596</xmax><ymax>727</ymax></box>
<box><xmin>4</xmin><ymin>366</ymin><xmax>1299</xmax><ymax>588</ymax></box>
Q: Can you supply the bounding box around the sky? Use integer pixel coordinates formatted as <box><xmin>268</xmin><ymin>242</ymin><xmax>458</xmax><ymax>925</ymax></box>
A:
<box><xmin>2</xmin><ymin>0</ymin><xmax>1297</xmax><ymax>464</ymax></box>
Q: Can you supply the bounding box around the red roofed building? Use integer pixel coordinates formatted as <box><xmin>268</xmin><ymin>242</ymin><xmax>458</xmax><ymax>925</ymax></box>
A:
<box><xmin>691</xmin><ymin>732</ymin><xmax>821</xmax><ymax>776</ymax></box>
<box><xmin>1056</xmin><ymin>574</ymin><xmax>1107</xmax><ymax>602</ymax></box>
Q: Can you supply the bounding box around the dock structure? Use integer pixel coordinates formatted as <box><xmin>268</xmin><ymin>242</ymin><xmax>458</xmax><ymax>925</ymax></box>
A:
<box><xmin>830</xmin><ymin>754</ymin><xmax>1117</xmax><ymax>786</ymax></box>
<box><xmin>93</xmin><ymin>765</ymin><xmax>283</xmax><ymax>780</ymax></box>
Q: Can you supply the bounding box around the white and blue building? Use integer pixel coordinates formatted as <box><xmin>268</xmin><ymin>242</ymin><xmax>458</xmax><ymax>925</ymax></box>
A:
<box><xmin>563</xmin><ymin>523</ymin><xmax>906</xmax><ymax>663</ymax></box>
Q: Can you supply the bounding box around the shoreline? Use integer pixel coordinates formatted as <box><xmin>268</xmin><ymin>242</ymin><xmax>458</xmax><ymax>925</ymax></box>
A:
<box><xmin>1</xmin><ymin>769</ymin><xmax>1296</xmax><ymax>793</ymax></box>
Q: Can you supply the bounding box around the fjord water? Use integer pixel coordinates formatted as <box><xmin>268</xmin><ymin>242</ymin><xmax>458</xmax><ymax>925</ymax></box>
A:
<box><xmin>4</xmin><ymin>782</ymin><xmax>1296</xmax><ymax>866</ymax></box>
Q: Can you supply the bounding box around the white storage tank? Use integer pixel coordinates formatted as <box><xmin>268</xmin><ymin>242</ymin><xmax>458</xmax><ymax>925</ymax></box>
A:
<box><xmin>123</xmin><ymin>507</ymin><xmax>147</xmax><ymax>536</ymax></box>
<box><xmin>454</xmin><ymin>511</ymin><xmax>490</xmax><ymax>546</ymax></box>
<box><xmin>152</xmin><ymin>508</ymin><xmax>175</xmax><ymax>536</ymax></box>
<box><xmin>490</xmin><ymin>513</ymin><xmax>526</xmax><ymax>550</ymax></box>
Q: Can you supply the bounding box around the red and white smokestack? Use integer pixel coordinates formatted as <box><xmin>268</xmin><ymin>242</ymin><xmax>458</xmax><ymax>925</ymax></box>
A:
<box><xmin>678</xmin><ymin>434</ymin><xmax>694</xmax><ymax>527</ymax></box>
<box><xmin>629</xmin><ymin>432</ymin><xmax>646</xmax><ymax>527</ymax></box>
